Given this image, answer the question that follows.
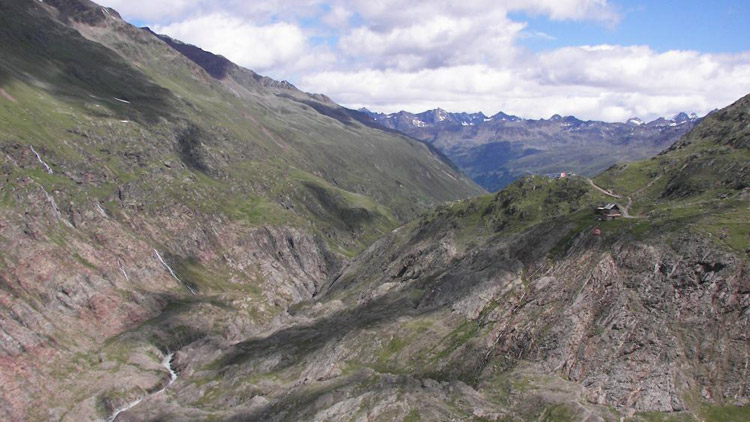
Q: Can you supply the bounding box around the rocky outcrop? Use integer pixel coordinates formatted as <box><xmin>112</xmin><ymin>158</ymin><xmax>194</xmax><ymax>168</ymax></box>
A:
<box><xmin>0</xmin><ymin>186</ymin><xmax>343</xmax><ymax>421</ymax></box>
<box><xmin>1</xmin><ymin>1</ymin><xmax>747</xmax><ymax>421</ymax></box>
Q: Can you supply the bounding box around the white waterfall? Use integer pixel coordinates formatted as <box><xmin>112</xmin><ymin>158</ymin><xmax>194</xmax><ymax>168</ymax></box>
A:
<box><xmin>106</xmin><ymin>397</ymin><xmax>143</xmax><ymax>422</ymax></box>
<box><xmin>154</xmin><ymin>249</ymin><xmax>196</xmax><ymax>295</ymax></box>
<box><xmin>105</xmin><ymin>351</ymin><xmax>179</xmax><ymax>422</ymax></box>
<box><xmin>118</xmin><ymin>259</ymin><xmax>130</xmax><ymax>282</ymax></box>
<box><xmin>34</xmin><ymin>182</ymin><xmax>73</xmax><ymax>228</ymax></box>
<box><xmin>96</xmin><ymin>203</ymin><xmax>108</xmax><ymax>217</ymax></box>
<box><xmin>29</xmin><ymin>145</ymin><xmax>53</xmax><ymax>174</ymax></box>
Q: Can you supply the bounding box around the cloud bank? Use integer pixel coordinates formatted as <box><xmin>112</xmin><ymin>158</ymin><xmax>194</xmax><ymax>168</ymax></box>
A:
<box><xmin>99</xmin><ymin>0</ymin><xmax>750</xmax><ymax>121</ymax></box>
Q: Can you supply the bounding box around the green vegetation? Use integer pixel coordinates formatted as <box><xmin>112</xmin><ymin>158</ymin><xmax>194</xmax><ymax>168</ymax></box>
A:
<box><xmin>1</xmin><ymin>2</ymin><xmax>747</xmax><ymax>421</ymax></box>
<box><xmin>699</xmin><ymin>404</ymin><xmax>750</xmax><ymax>422</ymax></box>
<box><xmin>419</xmin><ymin>95</ymin><xmax>750</xmax><ymax>258</ymax></box>
<box><xmin>0</xmin><ymin>0</ymin><xmax>482</xmax><ymax>268</ymax></box>
<box><xmin>404</xmin><ymin>409</ymin><xmax>422</xmax><ymax>422</ymax></box>
<box><xmin>628</xmin><ymin>411</ymin><xmax>696</xmax><ymax>422</ymax></box>
<box><xmin>413</xmin><ymin>175</ymin><xmax>610</xmax><ymax>251</ymax></box>
<box><xmin>540</xmin><ymin>404</ymin><xmax>577</xmax><ymax>422</ymax></box>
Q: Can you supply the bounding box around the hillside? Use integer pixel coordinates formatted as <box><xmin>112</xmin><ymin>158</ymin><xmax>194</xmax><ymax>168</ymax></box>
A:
<box><xmin>110</xmin><ymin>95</ymin><xmax>747</xmax><ymax>421</ymax></box>
<box><xmin>362</xmin><ymin>108</ymin><xmax>701</xmax><ymax>191</ymax></box>
<box><xmin>0</xmin><ymin>0</ymin><xmax>482</xmax><ymax>420</ymax></box>
<box><xmin>0</xmin><ymin>1</ymin><xmax>747</xmax><ymax>421</ymax></box>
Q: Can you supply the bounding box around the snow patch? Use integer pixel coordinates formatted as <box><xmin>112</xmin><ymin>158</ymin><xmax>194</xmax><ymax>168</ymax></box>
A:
<box><xmin>627</xmin><ymin>117</ymin><xmax>644</xmax><ymax>126</ymax></box>
<box><xmin>113</xmin><ymin>98</ymin><xmax>131</xmax><ymax>104</ymax></box>
<box><xmin>441</xmin><ymin>170</ymin><xmax>458</xmax><ymax>181</ymax></box>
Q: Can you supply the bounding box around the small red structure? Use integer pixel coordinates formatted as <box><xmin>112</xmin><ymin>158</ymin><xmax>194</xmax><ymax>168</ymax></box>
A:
<box><xmin>593</xmin><ymin>228</ymin><xmax>601</xmax><ymax>236</ymax></box>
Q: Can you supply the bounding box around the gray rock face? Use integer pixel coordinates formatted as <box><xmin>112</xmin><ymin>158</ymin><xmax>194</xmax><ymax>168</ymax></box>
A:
<box><xmin>1</xmin><ymin>1</ymin><xmax>748</xmax><ymax>421</ymax></box>
<box><xmin>0</xmin><ymin>186</ymin><xmax>343</xmax><ymax>421</ymax></box>
<box><xmin>99</xmin><ymin>211</ymin><xmax>745</xmax><ymax>421</ymax></box>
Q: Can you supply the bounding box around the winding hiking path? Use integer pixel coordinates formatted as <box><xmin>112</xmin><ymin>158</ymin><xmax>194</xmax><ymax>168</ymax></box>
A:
<box><xmin>634</xmin><ymin>175</ymin><xmax>662</xmax><ymax>196</ymax></box>
<box><xmin>587</xmin><ymin>178</ymin><xmax>622</xmax><ymax>199</ymax></box>
<box><xmin>621</xmin><ymin>196</ymin><xmax>637</xmax><ymax>219</ymax></box>
<box><xmin>587</xmin><ymin>178</ymin><xmax>639</xmax><ymax>219</ymax></box>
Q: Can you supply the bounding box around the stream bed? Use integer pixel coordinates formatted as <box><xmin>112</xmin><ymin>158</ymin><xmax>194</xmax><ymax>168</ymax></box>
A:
<box><xmin>106</xmin><ymin>351</ymin><xmax>177</xmax><ymax>422</ymax></box>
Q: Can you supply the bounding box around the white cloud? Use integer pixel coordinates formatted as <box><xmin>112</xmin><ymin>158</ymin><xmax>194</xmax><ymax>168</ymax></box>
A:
<box><xmin>153</xmin><ymin>14</ymin><xmax>324</xmax><ymax>73</ymax></box>
<box><xmin>97</xmin><ymin>0</ymin><xmax>748</xmax><ymax>122</ymax></box>
<box><xmin>320</xmin><ymin>4</ymin><xmax>353</xmax><ymax>29</ymax></box>
<box><xmin>505</xmin><ymin>0</ymin><xmax>619</xmax><ymax>23</ymax></box>
<box><xmin>300</xmin><ymin>49</ymin><xmax>750</xmax><ymax>121</ymax></box>
<box><xmin>332</xmin><ymin>0</ymin><xmax>617</xmax><ymax>29</ymax></box>
<box><xmin>339</xmin><ymin>13</ymin><xmax>525</xmax><ymax>70</ymax></box>
<box><xmin>97</xmin><ymin>0</ymin><xmax>208</xmax><ymax>21</ymax></box>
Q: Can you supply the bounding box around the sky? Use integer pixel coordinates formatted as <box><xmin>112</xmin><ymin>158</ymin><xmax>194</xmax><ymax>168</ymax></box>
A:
<box><xmin>97</xmin><ymin>0</ymin><xmax>750</xmax><ymax>122</ymax></box>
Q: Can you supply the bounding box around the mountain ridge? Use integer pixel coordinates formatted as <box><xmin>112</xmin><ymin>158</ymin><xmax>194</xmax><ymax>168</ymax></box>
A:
<box><xmin>0</xmin><ymin>1</ymin><xmax>481</xmax><ymax>420</ymax></box>
<box><xmin>111</xmin><ymin>93</ymin><xmax>748</xmax><ymax>422</ymax></box>
<box><xmin>0</xmin><ymin>1</ymin><xmax>747</xmax><ymax>421</ymax></box>
<box><xmin>359</xmin><ymin>107</ymin><xmax>701</xmax><ymax>127</ymax></box>
<box><xmin>360</xmin><ymin>107</ymin><xmax>702</xmax><ymax>191</ymax></box>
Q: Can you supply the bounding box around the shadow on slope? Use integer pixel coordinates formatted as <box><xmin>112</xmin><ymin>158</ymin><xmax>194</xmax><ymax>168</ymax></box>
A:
<box><xmin>0</xmin><ymin>0</ymin><xmax>176</xmax><ymax>125</ymax></box>
<box><xmin>212</xmin><ymin>219</ymin><xmax>569</xmax><ymax>375</ymax></box>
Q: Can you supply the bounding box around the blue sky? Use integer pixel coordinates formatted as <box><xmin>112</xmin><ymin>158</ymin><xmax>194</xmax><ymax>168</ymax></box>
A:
<box><xmin>516</xmin><ymin>1</ymin><xmax>749</xmax><ymax>53</ymax></box>
<box><xmin>99</xmin><ymin>0</ymin><xmax>750</xmax><ymax>122</ymax></box>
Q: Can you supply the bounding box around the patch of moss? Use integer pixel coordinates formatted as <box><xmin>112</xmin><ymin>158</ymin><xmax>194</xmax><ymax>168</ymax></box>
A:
<box><xmin>404</xmin><ymin>409</ymin><xmax>422</xmax><ymax>422</ymax></box>
<box><xmin>540</xmin><ymin>404</ymin><xmax>577</xmax><ymax>422</ymax></box>
<box><xmin>699</xmin><ymin>404</ymin><xmax>750</xmax><ymax>422</ymax></box>
<box><xmin>628</xmin><ymin>411</ymin><xmax>696</xmax><ymax>422</ymax></box>
<box><xmin>72</xmin><ymin>252</ymin><xmax>97</xmax><ymax>270</ymax></box>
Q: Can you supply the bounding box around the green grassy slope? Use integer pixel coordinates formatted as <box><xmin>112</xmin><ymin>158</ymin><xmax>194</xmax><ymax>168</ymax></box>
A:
<box><xmin>592</xmin><ymin>95</ymin><xmax>750</xmax><ymax>254</ymax></box>
<box><xmin>0</xmin><ymin>0</ymin><xmax>482</xmax><ymax>254</ymax></box>
<box><xmin>250</xmin><ymin>94</ymin><xmax>746</xmax><ymax>422</ymax></box>
<box><xmin>0</xmin><ymin>3</ymin><xmax>482</xmax><ymax>419</ymax></box>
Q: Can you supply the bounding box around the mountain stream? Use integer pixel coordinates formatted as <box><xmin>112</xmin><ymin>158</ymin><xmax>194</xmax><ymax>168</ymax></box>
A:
<box><xmin>105</xmin><ymin>352</ymin><xmax>178</xmax><ymax>422</ymax></box>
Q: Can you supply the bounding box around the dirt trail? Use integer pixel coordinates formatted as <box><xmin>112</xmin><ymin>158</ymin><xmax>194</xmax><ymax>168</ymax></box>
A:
<box><xmin>0</xmin><ymin>88</ymin><xmax>17</xmax><ymax>102</ymax></box>
<box><xmin>621</xmin><ymin>196</ymin><xmax>637</xmax><ymax>219</ymax></box>
<box><xmin>587</xmin><ymin>179</ymin><xmax>638</xmax><ymax>218</ymax></box>
<box><xmin>634</xmin><ymin>175</ymin><xmax>662</xmax><ymax>196</ymax></box>
<box><xmin>587</xmin><ymin>178</ymin><xmax>622</xmax><ymax>199</ymax></box>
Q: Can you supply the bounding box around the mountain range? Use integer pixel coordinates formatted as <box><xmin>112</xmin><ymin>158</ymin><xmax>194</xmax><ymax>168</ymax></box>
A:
<box><xmin>0</xmin><ymin>1</ymin><xmax>747</xmax><ymax>422</ymax></box>
<box><xmin>361</xmin><ymin>108</ymin><xmax>702</xmax><ymax>191</ymax></box>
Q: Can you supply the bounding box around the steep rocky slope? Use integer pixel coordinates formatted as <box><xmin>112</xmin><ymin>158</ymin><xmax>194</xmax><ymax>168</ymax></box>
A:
<box><xmin>362</xmin><ymin>108</ymin><xmax>700</xmax><ymax>191</ymax></box>
<box><xmin>107</xmin><ymin>99</ymin><xmax>748</xmax><ymax>420</ymax></box>
<box><xmin>0</xmin><ymin>1</ymin><xmax>482</xmax><ymax>421</ymax></box>
<box><xmin>0</xmin><ymin>1</ymin><xmax>746</xmax><ymax>421</ymax></box>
